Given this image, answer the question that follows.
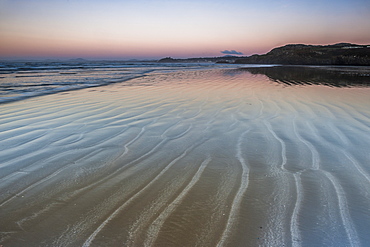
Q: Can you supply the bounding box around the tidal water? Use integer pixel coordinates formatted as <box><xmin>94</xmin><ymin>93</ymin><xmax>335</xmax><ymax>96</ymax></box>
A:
<box><xmin>0</xmin><ymin>61</ymin><xmax>233</xmax><ymax>103</ymax></box>
<box><xmin>0</xmin><ymin>64</ymin><xmax>370</xmax><ymax>246</ymax></box>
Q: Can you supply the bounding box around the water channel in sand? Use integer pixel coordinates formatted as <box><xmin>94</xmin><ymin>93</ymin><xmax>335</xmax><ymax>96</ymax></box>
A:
<box><xmin>1</xmin><ymin>66</ymin><xmax>370</xmax><ymax>246</ymax></box>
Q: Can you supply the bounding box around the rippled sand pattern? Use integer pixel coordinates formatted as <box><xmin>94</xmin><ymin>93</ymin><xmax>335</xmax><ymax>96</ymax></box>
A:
<box><xmin>1</xmin><ymin>69</ymin><xmax>370</xmax><ymax>246</ymax></box>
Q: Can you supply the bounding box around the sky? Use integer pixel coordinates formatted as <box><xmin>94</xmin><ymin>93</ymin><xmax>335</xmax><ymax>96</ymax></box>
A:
<box><xmin>1</xmin><ymin>0</ymin><xmax>370</xmax><ymax>60</ymax></box>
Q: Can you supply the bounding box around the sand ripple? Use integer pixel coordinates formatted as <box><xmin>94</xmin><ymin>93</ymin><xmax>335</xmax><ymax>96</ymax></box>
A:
<box><xmin>1</xmin><ymin>68</ymin><xmax>370</xmax><ymax>246</ymax></box>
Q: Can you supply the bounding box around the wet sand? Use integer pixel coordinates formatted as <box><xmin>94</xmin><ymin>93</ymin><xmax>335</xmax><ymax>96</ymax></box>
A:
<box><xmin>1</xmin><ymin>68</ymin><xmax>370</xmax><ymax>246</ymax></box>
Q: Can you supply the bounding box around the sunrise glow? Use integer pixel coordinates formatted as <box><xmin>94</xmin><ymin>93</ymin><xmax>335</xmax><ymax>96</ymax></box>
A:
<box><xmin>1</xmin><ymin>0</ymin><xmax>370</xmax><ymax>60</ymax></box>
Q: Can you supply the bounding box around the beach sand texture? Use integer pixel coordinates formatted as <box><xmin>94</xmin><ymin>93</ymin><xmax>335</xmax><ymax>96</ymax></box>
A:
<box><xmin>1</xmin><ymin>68</ymin><xmax>370</xmax><ymax>246</ymax></box>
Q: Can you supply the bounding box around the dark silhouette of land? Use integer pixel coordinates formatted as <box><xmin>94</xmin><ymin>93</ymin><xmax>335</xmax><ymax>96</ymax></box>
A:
<box><xmin>158</xmin><ymin>43</ymin><xmax>370</xmax><ymax>66</ymax></box>
<box><xmin>157</xmin><ymin>55</ymin><xmax>240</xmax><ymax>63</ymax></box>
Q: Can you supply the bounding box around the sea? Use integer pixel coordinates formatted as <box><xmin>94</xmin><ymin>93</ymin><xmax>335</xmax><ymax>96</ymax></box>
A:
<box><xmin>0</xmin><ymin>60</ymin><xmax>242</xmax><ymax>104</ymax></box>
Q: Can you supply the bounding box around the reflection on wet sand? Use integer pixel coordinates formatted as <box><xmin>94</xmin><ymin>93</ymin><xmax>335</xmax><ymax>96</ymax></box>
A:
<box><xmin>240</xmin><ymin>65</ymin><xmax>370</xmax><ymax>87</ymax></box>
<box><xmin>0</xmin><ymin>68</ymin><xmax>370</xmax><ymax>246</ymax></box>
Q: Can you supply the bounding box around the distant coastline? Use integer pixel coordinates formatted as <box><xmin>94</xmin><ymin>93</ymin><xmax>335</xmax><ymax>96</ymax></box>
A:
<box><xmin>157</xmin><ymin>55</ymin><xmax>240</xmax><ymax>64</ymax></box>
<box><xmin>158</xmin><ymin>43</ymin><xmax>370</xmax><ymax>66</ymax></box>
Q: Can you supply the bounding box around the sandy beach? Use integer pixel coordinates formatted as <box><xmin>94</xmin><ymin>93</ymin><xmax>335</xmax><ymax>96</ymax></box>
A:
<box><xmin>1</xmin><ymin>67</ymin><xmax>370</xmax><ymax>246</ymax></box>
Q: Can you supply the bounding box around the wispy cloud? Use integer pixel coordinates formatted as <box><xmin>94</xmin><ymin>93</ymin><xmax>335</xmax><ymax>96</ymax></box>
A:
<box><xmin>221</xmin><ymin>50</ymin><xmax>243</xmax><ymax>55</ymax></box>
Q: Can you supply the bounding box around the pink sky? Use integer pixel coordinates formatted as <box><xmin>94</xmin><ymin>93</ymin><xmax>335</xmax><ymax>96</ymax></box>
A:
<box><xmin>1</xmin><ymin>0</ymin><xmax>370</xmax><ymax>59</ymax></box>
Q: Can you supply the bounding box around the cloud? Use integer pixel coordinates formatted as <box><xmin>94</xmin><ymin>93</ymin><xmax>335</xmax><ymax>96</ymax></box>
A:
<box><xmin>221</xmin><ymin>50</ymin><xmax>243</xmax><ymax>55</ymax></box>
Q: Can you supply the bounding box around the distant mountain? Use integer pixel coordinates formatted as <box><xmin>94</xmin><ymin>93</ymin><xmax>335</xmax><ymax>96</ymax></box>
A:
<box><xmin>157</xmin><ymin>56</ymin><xmax>243</xmax><ymax>63</ymax></box>
<box><xmin>234</xmin><ymin>43</ymin><xmax>370</xmax><ymax>65</ymax></box>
